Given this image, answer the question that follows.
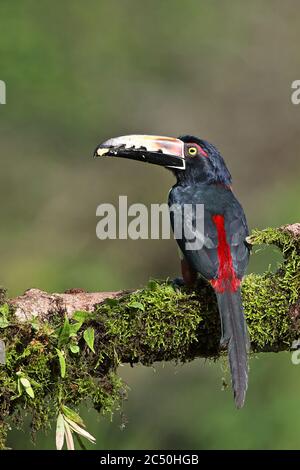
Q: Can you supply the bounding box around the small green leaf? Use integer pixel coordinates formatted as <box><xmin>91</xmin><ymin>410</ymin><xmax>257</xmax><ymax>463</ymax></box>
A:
<box><xmin>58</xmin><ymin>317</ymin><xmax>71</xmax><ymax>347</ymax></box>
<box><xmin>83</xmin><ymin>327</ymin><xmax>95</xmax><ymax>353</ymax></box>
<box><xmin>64</xmin><ymin>417</ymin><xmax>96</xmax><ymax>444</ymax></box>
<box><xmin>0</xmin><ymin>304</ymin><xmax>9</xmax><ymax>329</ymax></box>
<box><xmin>26</xmin><ymin>386</ymin><xmax>35</xmax><ymax>398</ymax></box>
<box><xmin>56</xmin><ymin>413</ymin><xmax>65</xmax><ymax>450</ymax></box>
<box><xmin>17</xmin><ymin>378</ymin><xmax>22</xmax><ymax>396</ymax></box>
<box><xmin>64</xmin><ymin>420</ymin><xmax>75</xmax><ymax>450</ymax></box>
<box><xmin>56</xmin><ymin>349</ymin><xmax>66</xmax><ymax>378</ymax></box>
<box><xmin>72</xmin><ymin>311</ymin><xmax>89</xmax><ymax>322</ymax></box>
<box><xmin>69</xmin><ymin>322</ymin><xmax>83</xmax><ymax>337</ymax></box>
<box><xmin>0</xmin><ymin>317</ymin><xmax>9</xmax><ymax>328</ymax></box>
<box><xmin>20</xmin><ymin>377</ymin><xmax>35</xmax><ymax>398</ymax></box>
<box><xmin>69</xmin><ymin>344</ymin><xmax>80</xmax><ymax>354</ymax></box>
<box><xmin>30</xmin><ymin>317</ymin><xmax>40</xmax><ymax>331</ymax></box>
<box><xmin>0</xmin><ymin>304</ymin><xmax>9</xmax><ymax>316</ymax></box>
<box><xmin>129</xmin><ymin>301</ymin><xmax>145</xmax><ymax>311</ymax></box>
<box><xmin>20</xmin><ymin>377</ymin><xmax>31</xmax><ymax>388</ymax></box>
<box><xmin>62</xmin><ymin>405</ymin><xmax>85</xmax><ymax>427</ymax></box>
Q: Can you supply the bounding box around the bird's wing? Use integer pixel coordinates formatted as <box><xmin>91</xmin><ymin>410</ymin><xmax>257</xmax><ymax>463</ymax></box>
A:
<box><xmin>225</xmin><ymin>202</ymin><xmax>250</xmax><ymax>279</ymax></box>
<box><xmin>169</xmin><ymin>185</ymin><xmax>250</xmax><ymax>281</ymax></box>
<box><xmin>169</xmin><ymin>188</ymin><xmax>219</xmax><ymax>279</ymax></box>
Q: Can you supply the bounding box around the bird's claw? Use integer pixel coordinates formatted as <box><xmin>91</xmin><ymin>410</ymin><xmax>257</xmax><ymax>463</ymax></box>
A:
<box><xmin>171</xmin><ymin>277</ymin><xmax>186</xmax><ymax>288</ymax></box>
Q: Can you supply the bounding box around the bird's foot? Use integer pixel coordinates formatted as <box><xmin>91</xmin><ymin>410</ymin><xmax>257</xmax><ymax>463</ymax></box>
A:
<box><xmin>171</xmin><ymin>277</ymin><xmax>186</xmax><ymax>288</ymax></box>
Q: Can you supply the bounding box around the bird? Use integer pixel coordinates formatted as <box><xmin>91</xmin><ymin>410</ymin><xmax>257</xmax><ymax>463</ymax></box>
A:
<box><xmin>94</xmin><ymin>134</ymin><xmax>250</xmax><ymax>408</ymax></box>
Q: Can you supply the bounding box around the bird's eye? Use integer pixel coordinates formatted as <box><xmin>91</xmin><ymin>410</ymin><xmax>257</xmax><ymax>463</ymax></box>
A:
<box><xmin>188</xmin><ymin>147</ymin><xmax>197</xmax><ymax>157</ymax></box>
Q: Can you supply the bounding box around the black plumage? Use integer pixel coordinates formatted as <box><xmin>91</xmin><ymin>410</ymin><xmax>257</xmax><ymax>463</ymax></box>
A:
<box><xmin>95</xmin><ymin>132</ymin><xmax>251</xmax><ymax>407</ymax></box>
<box><xmin>169</xmin><ymin>136</ymin><xmax>250</xmax><ymax>408</ymax></box>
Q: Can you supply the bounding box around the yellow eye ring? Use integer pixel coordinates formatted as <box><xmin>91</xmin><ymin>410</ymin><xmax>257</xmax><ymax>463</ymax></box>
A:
<box><xmin>188</xmin><ymin>147</ymin><xmax>197</xmax><ymax>156</ymax></box>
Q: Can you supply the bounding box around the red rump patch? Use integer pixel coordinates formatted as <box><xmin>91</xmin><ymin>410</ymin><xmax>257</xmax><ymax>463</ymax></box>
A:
<box><xmin>211</xmin><ymin>214</ymin><xmax>240</xmax><ymax>293</ymax></box>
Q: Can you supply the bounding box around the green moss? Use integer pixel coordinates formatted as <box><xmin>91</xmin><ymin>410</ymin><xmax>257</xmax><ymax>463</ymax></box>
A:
<box><xmin>0</xmin><ymin>300</ymin><xmax>126</xmax><ymax>449</ymax></box>
<box><xmin>244</xmin><ymin>226</ymin><xmax>300</xmax><ymax>351</ymax></box>
<box><xmin>0</xmin><ymin>225</ymin><xmax>299</xmax><ymax>449</ymax></box>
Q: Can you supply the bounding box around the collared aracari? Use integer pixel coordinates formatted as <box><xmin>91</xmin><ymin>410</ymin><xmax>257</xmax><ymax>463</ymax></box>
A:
<box><xmin>94</xmin><ymin>134</ymin><xmax>250</xmax><ymax>408</ymax></box>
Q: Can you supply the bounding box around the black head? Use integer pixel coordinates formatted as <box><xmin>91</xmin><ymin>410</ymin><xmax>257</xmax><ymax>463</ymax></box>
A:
<box><xmin>176</xmin><ymin>135</ymin><xmax>232</xmax><ymax>186</ymax></box>
<box><xmin>94</xmin><ymin>134</ymin><xmax>232</xmax><ymax>186</ymax></box>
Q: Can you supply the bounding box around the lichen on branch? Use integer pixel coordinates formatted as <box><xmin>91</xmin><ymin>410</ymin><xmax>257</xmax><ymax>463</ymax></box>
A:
<box><xmin>0</xmin><ymin>223</ymin><xmax>299</xmax><ymax>449</ymax></box>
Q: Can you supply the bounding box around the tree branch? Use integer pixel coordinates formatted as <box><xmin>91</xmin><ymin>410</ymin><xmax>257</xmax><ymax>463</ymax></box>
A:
<box><xmin>10</xmin><ymin>288</ymin><xmax>124</xmax><ymax>322</ymax></box>
<box><xmin>0</xmin><ymin>223</ymin><xmax>299</xmax><ymax>448</ymax></box>
<box><xmin>6</xmin><ymin>223</ymin><xmax>300</xmax><ymax>358</ymax></box>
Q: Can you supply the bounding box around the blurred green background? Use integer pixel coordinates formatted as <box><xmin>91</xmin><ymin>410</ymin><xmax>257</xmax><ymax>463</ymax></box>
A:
<box><xmin>1</xmin><ymin>0</ymin><xmax>300</xmax><ymax>450</ymax></box>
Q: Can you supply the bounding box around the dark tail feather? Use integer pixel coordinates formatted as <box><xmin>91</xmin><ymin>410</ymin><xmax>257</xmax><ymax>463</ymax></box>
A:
<box><xmin>215</xmin><ymin>288</ymin><xmax>249</xmax><ymax>408</ymax></box>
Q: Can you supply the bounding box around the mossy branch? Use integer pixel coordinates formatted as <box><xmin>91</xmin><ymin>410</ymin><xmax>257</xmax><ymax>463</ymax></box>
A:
<box><xmin>0</xmin><ymin>223</ymin><xmax>299</xmax><ymax>448</ymax></box>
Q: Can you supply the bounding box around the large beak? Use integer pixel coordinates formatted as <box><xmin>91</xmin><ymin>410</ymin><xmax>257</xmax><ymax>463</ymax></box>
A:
<box><xmin>94</xmin><ymin>135</ymin><xmax>185</xmax><ymax>170</ymax></box>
